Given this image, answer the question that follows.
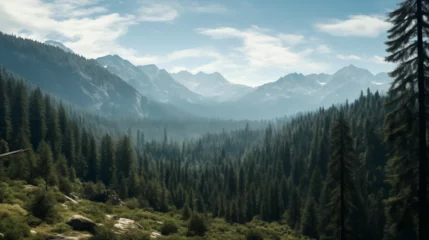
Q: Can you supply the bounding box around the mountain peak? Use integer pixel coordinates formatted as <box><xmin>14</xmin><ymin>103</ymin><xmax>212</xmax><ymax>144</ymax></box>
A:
<box><xmin>140</xmin><ymin>64</ymin><xmax>159</xmax><ymax>71</ymax></box>
<box><xmin>44</xmin><ymin>40</ymin><xmax>74</xmax><ymax>53</ymax></box>
<box><xmin>335</xmin><ymin>64</ymin><xmax>373</xmax><ymax>77</ymax></box>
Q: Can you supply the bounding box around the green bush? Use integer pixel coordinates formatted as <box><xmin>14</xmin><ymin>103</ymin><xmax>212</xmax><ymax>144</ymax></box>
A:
<box><xmin>125</xmin><ymin>198</ymin><xmax>139</xmax><ymax>210</ymax></box>
<box><xmin>160</xmin><ymin>220</ymin><xmax>178</xmax><ymax>235</ymax></box>
<box><xmin>0</xmin><ymin>212</ymin><xmax>30</xmax><ymax>240</ymax></box>
<box><xmin>187</xmin><ymin>214</ymin><xmax>208</xmax><ymax>237</ymax></box>
<box><xmin>90</xmin><ymin>228</ymin><xmax>119</xmax><ymax>240</ymax></box>
<box><xmin>28</xmin><ymin>189</ymin><xmax>58</xmax><ymax>223</ymax></box>
<box><xmin>90</xmin><ymin>228</ymin><xmax>150</xmax><ymax>240</ymax></box>
<box><xmin>59</xmin><ymin>177</ymin><xmax>73</xmax><ymax>195</ymax></box>
<box><xmin>52</xmin><ymin>223</ymin><xmax>72</xmax><ymax>233</ymax></box>
<box><xmin>0</xmin><ymin>183</ymin><xmax>9</xmax><ymax>203</ymax></box>
<box><xmin>245</xmin><ymin>229</ymin><xmax>264</xmax><ymax>240</ymax></box>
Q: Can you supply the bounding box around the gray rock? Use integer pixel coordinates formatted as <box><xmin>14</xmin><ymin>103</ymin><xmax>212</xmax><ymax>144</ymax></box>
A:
<box><xmin>66</xmin><ymin>215</ymin><xmax>96</xmax><ymax>233</ymax></box>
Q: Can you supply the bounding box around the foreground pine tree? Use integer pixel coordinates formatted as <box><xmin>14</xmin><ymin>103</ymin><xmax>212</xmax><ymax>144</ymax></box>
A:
<box><xmin>325</xmin><ymin>113</ymin><xmax>356</xmax><ymax>240</ymax></box>
<box><xmin>384</xmin><ymin>0</ymin><xmax>428</xmax><ymax>239</ymax></box>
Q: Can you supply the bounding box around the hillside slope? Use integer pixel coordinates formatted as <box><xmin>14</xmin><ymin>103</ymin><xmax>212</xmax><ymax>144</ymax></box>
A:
<box><xmin>0</xmin><ymin>32</ymin><xmax>188</xmax><ymax>119</ymax></box>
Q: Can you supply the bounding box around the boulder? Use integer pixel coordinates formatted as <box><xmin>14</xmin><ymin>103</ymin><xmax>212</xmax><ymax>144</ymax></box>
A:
<box><xmin>66</xmin><ymin>215</ymin><xmax>96</xmax><ymax>233</ymax></box>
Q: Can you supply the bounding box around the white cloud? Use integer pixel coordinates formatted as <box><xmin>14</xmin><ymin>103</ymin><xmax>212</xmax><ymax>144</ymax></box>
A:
<box><xmin>315</xmin><ymin>15</ymin><xmax>391</xmax><ymax>37</ymax></box>
<box><xmin>194</xmin><ymin>26</ymin><xmax>330</xmax><ymax>85</ymax></box>
<box><xmin>336</xmin><ymin>54</ymin><xmax>362</xmax><ymax>60</ymax></box>
<box><xmin>137</xmin><ymin>0</ymin><xmax>227</xmax><ymax>22</ymax></box>
<box><xmin>316</xmin><ymin>44</ymin><xmax>332</xmax><ymax>54</ymax></box>
<box><xmin>197</xmin><ymin>26</ymin><xmax>324</xmax><ymax>71</ymax></box>
<box><xmin>277</xmin><ymin>34</ymin><xmax>304</xmax><ymax>45</ymax></box>
<box><xmin>185</xmin><ymin>3</ymin><xmax>227</xmax><ymax>14</ymax></box>
<box><xmin>371</xmin><ymin>55</ymin><xmax>388</xmax><ymax>64</ymax></box>
<box><xmin>138</xmin><ymin>3</ymin><xmax>179</xmax><ymax>22</ymax></box>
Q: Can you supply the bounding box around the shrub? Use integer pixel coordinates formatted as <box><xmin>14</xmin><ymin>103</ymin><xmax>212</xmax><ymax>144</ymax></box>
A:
<box><xmin>125</xmin><ymin>198</ymin><xmax>139</xmax><ymax>210</ymax></box>
<box><xmin>83</xmin><ymin>182</ymin><xmax>97</xmax><ymax>199</ymax></box>
<box><xmin>187</xmin><ymin>214</ymin><xmax>208</xmax><ymax>237</ymax></box>
<box><xmin>90</xmin><ymin>228</ymin><xmax>119</xmax><ymax>240</ymax></box>
<box><xmin>160</xmin><ymin>220</ymin><xmax>178</xmax><ymax>235</ymax></box>
<box><xmin>52</xmin><ymin>223</ymin><xmax>72</xmax><ymax>233</ymax></box>
<box><xmin>245</xmin><ymin>229</ymin><xmax>264</xmax><ymax>240</ymax></box>
<box><xmin>29</xmin><ymin>189</ymin><xmax>58</xmax><ymax>223</ymax></box>
<box><xmin>59</xmin><ymin>177</ymin><xmax>73</xmax><ymax>195</ymax></box>
<box><xmin>0</xmin><ymin>209</ymin><xmax>30</xmax><ymax>240</ymax></box>
<box><xmin>0</xmin><ymin>183</ymin><xmax>9</xmax><ymax>203</ymax></box>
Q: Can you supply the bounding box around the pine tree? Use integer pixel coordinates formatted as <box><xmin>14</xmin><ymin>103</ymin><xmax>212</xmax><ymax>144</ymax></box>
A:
<box><xmin>0</xmin><ymin>139</ymin><xmax>8</xmax><ymax>180</ymax></box>
<box><xmin>0</xmin><ymin>73</ymin><xmax>11</xmax><ymax>142</ymax></box>
<box><xmin>37</xmin><ymin>141</ymin><xmax>55</xmax><ymax>190</ymax></box>
<box><xmin>86</xmin><ymin>135</ymin><xmax>99</xmax><ymax>182</ymax></box>
<box><xmin>116</xmin><ymin>135</ymin><xmax>137</xmax><ymax>179</ymax></box>
<box><xmin>287</xmin><ymin>185</ymin><xmax>300</xmax><ymax>229</ymax></box>
<box><xmin>11</xmin><ymin>81</ymin><xmax>30</xmax><ymax>150</ymax></box>
<box><xmin>384</xmin><ymin>0</ymin><xmax>428</xmax><ymax>239</ymax></box>
<box><xmin>300</xmin><ymin>197</ymin><xmax>319</xmax><ymax>239</ymax></box>
<box><xmin>326</xmin><ymin>113</ymin><xmax>356</xmax><ymax>240</ymax></box>
<box><xmin>29</xmin><ymin>87</ymin><xmax>47</xmax><ymax>150</ymax></box>
<box><xmin>44</xmin><ymin>96</ymin><xmax>61</xmax><ymax>156</ymax></box>
<box><xmin>100</xmin><ymin>134</ymin><xmax>116</xmax><ymax>186</ymax></box>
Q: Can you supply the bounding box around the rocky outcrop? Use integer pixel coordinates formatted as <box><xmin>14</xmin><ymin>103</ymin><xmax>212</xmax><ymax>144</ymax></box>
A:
<box><xmin>106</xmin><ymin>215</ymin><xmax>143</xmax><ymax>233</ymax></box>
<box><xmin>150</xmin><ymin>230</ymin><xmax>161</xmax><ymax>239</ymax></box>
<box><xmin>66</xmin><ymin>215</ymin><xmax>96</xmax><ymax>233</ymax></box>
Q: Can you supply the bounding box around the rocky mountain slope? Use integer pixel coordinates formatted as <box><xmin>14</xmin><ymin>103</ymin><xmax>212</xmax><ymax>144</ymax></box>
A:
<box><xmin>0</xmin><ymin>32</ymin><xmax>188</xmax><ymax>119</ymax></box>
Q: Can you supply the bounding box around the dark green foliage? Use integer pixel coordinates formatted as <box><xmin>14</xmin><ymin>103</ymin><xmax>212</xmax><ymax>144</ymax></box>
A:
<box><xmin>29</xmin><ymin>87</ymin><xmax>46</xmax><ymax>150</ymax></box>
<box><xmin>28</xmin><ymin>189</ymin><xmax>58</xmax><ymax>224</ymax></box>
<box><xmin>0</xmin><ymin>72</ymin><xmax>11</xmax><ymax>142</ymax></box>
<box><xmin>245</xmin><ymin>229</ymin><xmax>264</xmax><ymax>240</ymax></box>
<box><xmin>187</xmin><ymin>214</ymin><xmax>208</xmax><ymax>237</ymax></box>
<box><xmin>160</xmin><ymin>220</ymin><xmax>179</xmax><ymax>235</ymax></box>
<box><xmin>36</xmin><ymin>141</ymin><xmax>55</xmax><ymax>189</ymax></box>
<box><xmin>300</xmin><ymin>198</ymin><xmax>318</xmax><ymax>239</ymax></box>
<box><xmin>383</xmin><ymin>0</ymin><xmax>429</xmax><ymax>239</ymax></box>
<box><xmin>182</xmin><ymin>203</ymin><xmax>191</xmax><ymax>220</ymax></box>
<box><xmin>325</xmin><ymin>114</ymin><xmax>356</xmax><ymax>239</ymax></box>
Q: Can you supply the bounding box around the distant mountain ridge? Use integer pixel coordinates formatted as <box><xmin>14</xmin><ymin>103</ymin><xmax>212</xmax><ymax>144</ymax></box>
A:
<box><xmin>0</xmin><ymin>32</ymin><xmax>189</xmax><ymax>119</ymax></box>
<box><xmin>171</xmin><ymin>70</ymin><xmax>253</xmax><ymax>102</ymax></box>
<box><xmin>44</xmin><ymin>40</ymin><xmax>74</xmax><ymax>53</ymax></box>
<box><xmin>0</xmin><ymin>34</ymin><xmax>391</xmax><ymax>120</ymax></box>
<box><xmin>96</xmin><ymin>55</ymin><xmax>207</xmax><ymax>107</ymax></box>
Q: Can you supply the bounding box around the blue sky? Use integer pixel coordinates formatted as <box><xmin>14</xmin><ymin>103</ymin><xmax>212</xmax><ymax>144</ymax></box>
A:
<box><xmin>0</xmin><ymin>0</ymin><xmax>400</xmax><ymax>86</ymax></box>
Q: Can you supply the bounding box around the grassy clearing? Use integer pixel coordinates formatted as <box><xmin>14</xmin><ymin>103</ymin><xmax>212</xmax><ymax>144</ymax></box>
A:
<box><xmin>0</xmin><ymin>180</ymin><xmax>311</xmax><ymax>240</ymax></box>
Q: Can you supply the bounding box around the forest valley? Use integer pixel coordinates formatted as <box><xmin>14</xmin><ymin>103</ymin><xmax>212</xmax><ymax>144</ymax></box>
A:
<box><xmin>0</xmin><ymin>0</ymin><xmax>429</xmax><ymax>239</ymax></box>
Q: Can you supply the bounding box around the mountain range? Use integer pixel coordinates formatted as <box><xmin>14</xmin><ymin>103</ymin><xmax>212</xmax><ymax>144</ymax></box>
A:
<box><xmin>170</xmin><ymin>71</ymin><xmax>253</xmax><ymax>102</ymax></box>
<box><xmin>0</xmin><ymin>33</ymin><xmax>391</xmax><ymax>120</ymax></box>
<box><xmin>0</xmin><ymin>33</ymin><xmax>189</xmax><ymax>119</ymax></box>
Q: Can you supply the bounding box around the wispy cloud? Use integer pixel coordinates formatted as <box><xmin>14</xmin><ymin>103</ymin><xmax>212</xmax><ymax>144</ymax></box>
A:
<box><xmin>371</xmin><ymin>55</ymin><xmax>388</xmax><ymax>64</ymax></box>
<box><xmin>316</xmin><ymin>44</ymin><xmax>332</xmax><ymax>54</ymax></box>
<box><xmin>193</xmin><ymin>25</ymin><xmax>331</xmax><ymax>85</ymax></box>
<box><xmin>138</xmin><ymin>3</ymin><xmax>179</xmax><ymax>22</ymax></box>
<box><xmin>315</xmin><ymin>15</ymin><xmax>391</xmax><ymax>37</ymax></box>
<box><xmin>138</xmin><ymin>0</ymin><xmax>227</xmax><ymax>22</ymax></box>
<box><xmin>336</xmin><ymin>54</ymin><xmax>362</xmax><ymax>60</ymax></box>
